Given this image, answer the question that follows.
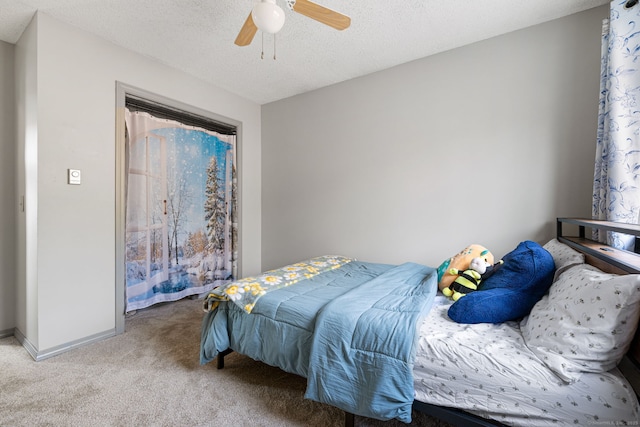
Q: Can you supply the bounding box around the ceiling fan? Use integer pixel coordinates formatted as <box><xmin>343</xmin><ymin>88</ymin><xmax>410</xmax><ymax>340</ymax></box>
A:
<box><xmin>235</xmin><ymin>0</ymin><xmax>351</xmax><ymax>46</ymax></box>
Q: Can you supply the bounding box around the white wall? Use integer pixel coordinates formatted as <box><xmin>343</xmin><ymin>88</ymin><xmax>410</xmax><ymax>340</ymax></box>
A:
<box><xmin>14</xmin><ymin>17</ymin><xmax>37</xmax><ymax>345</ymax></box>
<box><xmin>14</xmin><ymin>12</ymin><xmax>262</xmax><ymax>355</ymax></box>
<box><xmin>261</xmin><ymin>6</ymin><xmax>606</xmax><ymax>270</ymax></box>
<box><xmin>0</xmin><ymin>41</ymin><xmax>16</xmax><ymax>336</ymax></box>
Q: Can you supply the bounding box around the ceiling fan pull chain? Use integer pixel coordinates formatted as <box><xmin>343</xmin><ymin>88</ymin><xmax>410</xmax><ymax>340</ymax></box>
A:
<box><xmin>274</xmin><ymin>34</ymin><xmax>277</xmax><ymax>60</ymax></box>
<box><xmin>261</xmin><ymin>32</ymin><xmax>264</xmax><ymax>59</ymax></box>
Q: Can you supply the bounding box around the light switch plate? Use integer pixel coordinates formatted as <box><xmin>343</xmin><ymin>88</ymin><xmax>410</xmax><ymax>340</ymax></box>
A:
<box><xmin>68</xmin><ymin>169</ymin><xmax>81</xmax><ymax>185</ymax></box>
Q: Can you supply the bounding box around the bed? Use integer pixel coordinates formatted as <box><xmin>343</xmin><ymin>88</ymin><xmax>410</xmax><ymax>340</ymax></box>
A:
<box><xmin>200</xmin><ymin>218</ymin><xmax>640</xmax><ymax>426</ymax></box>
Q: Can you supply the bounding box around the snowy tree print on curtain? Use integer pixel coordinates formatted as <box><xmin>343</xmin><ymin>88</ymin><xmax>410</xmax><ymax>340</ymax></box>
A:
<box><xmin>593</xmin><ymin>0</ymin><xmax>640</xmax><ymax>249</ymax></box>
<box><xmin>205</xmin><ymin>156</ymin><xmax>224</xmax><ymax>255</ymax></box>
<box><xmin>124</xmin><ymin>109</ymin><xmax>236</xmax><ymax>312</ymax></box>
<box><xmin>204</xmin><ymin>155</ymin><xmax>234</xmax><ymax>276</ymax></box>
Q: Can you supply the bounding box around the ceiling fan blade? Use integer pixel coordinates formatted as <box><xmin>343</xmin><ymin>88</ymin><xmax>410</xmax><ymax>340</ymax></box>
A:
<box><xmin>292</xmin><ymin>0</ymin><xmax>351</xmax><ymax>30</ymax></box>
<box><xmin>235</xmin><ymin>12</ymin><xmax>258</xmax><ymax>46</ymax></box>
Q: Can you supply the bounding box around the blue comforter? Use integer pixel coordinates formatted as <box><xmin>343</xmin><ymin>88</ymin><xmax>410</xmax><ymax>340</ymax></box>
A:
<box><xmin>304</xmin><ymin>262</ymin><xmax>437</xmax><ymax>422</ymax></box>
<box><xmin>200</xmin><ymin>260</ymin><xmax>437</xmax><ymax>422</ymax></box>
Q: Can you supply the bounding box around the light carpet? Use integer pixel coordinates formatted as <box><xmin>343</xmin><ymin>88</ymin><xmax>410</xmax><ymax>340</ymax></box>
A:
<box><xmin>0</xmin><ymin>298</ymin><xmax>454</xmax><ymax>427</ymax></box>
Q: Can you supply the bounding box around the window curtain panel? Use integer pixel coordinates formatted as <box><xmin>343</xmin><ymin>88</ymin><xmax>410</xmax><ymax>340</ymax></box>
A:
<box><xmin>124</xmin><ymin>109</ymin><xmax>237</xmax><ymax>312</ymax></box>
<box><xmin>593</xmin><ymin>0</ymin><xmax>640</xmax><ymax>249</ymax></box>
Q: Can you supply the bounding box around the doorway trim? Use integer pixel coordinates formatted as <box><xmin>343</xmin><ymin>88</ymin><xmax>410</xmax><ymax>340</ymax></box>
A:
<box><xmin>115</xmin><ymin>82</ymin><xmax>242</xmax><ymax>334</ymax></box>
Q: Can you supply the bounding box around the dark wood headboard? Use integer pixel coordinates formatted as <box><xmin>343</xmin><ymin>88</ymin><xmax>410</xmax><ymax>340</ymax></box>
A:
<box><xmin>557</xmin><ymin>218</ymin><xmax>640</xmax><ymax>396</ymax></box>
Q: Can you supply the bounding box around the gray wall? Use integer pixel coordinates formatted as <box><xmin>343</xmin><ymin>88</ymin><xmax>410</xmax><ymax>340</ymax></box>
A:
<box><xmin>0</xmin><ymin>41</ymin><xmax>16</xmax><ymax>336</ymax></box>
<box><xmin>11</xmin><ymin>12</ymin><xmax>262</xmax><ymax>356</ymax></box>
<box><xmin>0</xmin><ymin>5</ymin><xmax>608</xmax><ymax>353</ymax></box>
<box><xmin>261</xmin><ymin>6</ymin><xmax>606</xmax><ymax>270</ymax></box>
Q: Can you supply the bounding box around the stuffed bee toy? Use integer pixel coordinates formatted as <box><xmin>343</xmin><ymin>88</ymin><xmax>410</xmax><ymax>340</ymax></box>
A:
<box><xmin>437</xmin><ymin>244</ymin><xmax>495</xmax><ymax>292</ymax></box>
<box><xmin>442</xmin><ymin>257</ymin><xmax>487</xmax><ymax>301</ymax></box>
<box><xmin>442</xmin><ymin>257</ymin><xmax>503</xmax><ymax>301</ymax></box>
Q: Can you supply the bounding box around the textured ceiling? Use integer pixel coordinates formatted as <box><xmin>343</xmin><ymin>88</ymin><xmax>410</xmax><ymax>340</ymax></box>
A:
<box><xmin>0</xmin><ymin>0</ymin><xmax>609</xmax><ymax>105</ymax></box>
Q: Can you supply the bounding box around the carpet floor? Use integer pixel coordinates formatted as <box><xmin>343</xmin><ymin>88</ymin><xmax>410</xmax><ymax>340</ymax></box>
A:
<box><xmin>0</xmin><ymin>298</ymin><xmax>454</xmax><ymax>427</ymax></box>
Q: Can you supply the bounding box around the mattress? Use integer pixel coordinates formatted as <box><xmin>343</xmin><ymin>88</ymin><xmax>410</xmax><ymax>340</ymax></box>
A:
<box><xmin>413</xmin><ymin>295</ymin><xmax>640</xmax><ymax>426</ymax></box>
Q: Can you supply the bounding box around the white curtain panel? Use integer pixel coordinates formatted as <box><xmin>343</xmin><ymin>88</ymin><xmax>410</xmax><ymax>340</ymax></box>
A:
<box><xmin>593</xmin><ymin>0</ymin><xmax>640</xmax><ymax>249</ymax></box>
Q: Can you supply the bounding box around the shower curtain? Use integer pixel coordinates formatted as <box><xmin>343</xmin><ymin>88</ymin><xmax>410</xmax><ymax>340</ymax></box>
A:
<box><xmin>125</xmin><ymin>109</ymin><xmax>237</xmax><ymax>312</ymax></box>
<box><xmin>593</xmin><ymin>0</ymin><xmax>640</xmax><ymax>249</ymax></box>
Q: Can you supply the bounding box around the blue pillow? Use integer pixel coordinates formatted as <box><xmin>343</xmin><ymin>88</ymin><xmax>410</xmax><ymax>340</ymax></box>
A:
<box><xmin>447</xmin><ymin>240</ymin><xmax>555</xmax><ymax>324</ymax></box>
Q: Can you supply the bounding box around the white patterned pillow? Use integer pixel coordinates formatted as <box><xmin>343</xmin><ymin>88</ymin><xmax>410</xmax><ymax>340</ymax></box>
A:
<box><xmin>542</xmin><ymin>238</ymin><xmax>585</xmax><ymax>281</ymax></box>
<box><xmin>521</xmin><ymin>263</ymin><xmax>640</xmax><ymax>383</ymax></box>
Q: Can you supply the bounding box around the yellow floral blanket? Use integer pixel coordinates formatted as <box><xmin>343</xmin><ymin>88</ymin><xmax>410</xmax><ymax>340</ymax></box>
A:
<box><xmin>204</xmin><ymin>255</ymin><xmax>354</xmax><ymax>313</ymax></box>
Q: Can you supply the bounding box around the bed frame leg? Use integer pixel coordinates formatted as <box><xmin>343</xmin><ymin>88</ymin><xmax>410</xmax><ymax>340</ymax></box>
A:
<box><xmin>344</xmin><ymin>412</ymin><xmax>354</xmax><ymax>427</ymax></box>
<box><xmin>217</xmin><ymin>348</ymin><xmax>233</xmax><ymax>369</ymax></box>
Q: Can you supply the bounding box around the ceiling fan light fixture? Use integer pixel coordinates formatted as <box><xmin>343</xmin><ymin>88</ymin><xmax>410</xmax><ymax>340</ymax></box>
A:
<box><xmin>252</xmin><ymin>0</ymin><xmax>286</xmax><ymax>34</ymax></box>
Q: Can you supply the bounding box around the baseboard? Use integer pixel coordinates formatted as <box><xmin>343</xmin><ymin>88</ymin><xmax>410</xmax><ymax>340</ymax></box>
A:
<box><xmin>13</xmin><ymin>328</ymin><xmax>37</xmax><ymax>360</ymax></box>
<box><xmin>14</xmin><ymin>328</ymin><xmax>117</xmax><ymax>361</ymax></box>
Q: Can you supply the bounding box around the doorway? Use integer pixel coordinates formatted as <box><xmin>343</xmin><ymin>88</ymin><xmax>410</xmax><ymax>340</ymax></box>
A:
<box><xmin>115</xmin><ymin>84</ymin><xmax>240</xmax><ymax>330</ymax></box>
